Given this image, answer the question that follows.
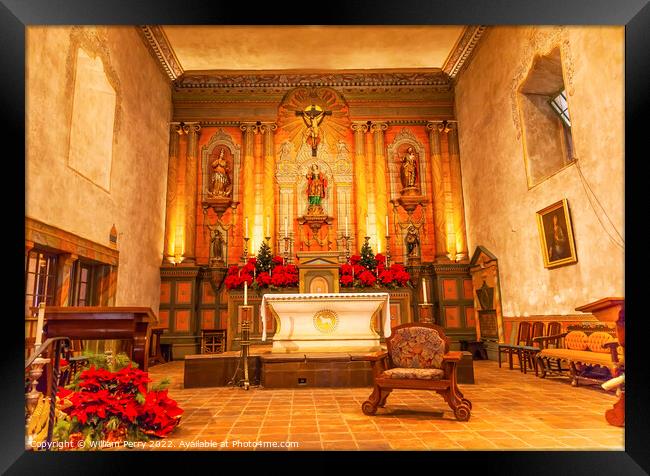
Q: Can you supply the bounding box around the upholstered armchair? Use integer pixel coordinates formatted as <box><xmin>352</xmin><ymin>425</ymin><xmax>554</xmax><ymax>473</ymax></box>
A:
<box><xmin>361</xmin><ymin>323</ymin><xmax>472</xmax><ymax>421</ymax></box>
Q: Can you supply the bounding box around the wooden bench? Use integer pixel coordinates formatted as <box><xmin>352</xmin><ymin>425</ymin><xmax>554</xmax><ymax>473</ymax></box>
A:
<box><xmin>535</xmin><ymin>327</ymin><xmax>622</xmax><ymax>386</ymax></box>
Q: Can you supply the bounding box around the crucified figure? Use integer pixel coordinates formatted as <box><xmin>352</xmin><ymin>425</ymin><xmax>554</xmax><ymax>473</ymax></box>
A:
<box><xmin>295</xmin><ymin>104</ymin><xmax>332</xmax><ymax>157</ymax></box>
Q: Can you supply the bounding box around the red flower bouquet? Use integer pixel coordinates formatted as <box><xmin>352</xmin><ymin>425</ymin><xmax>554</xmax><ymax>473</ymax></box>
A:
<box><xmin>54</xmin><ymin>363</ymin><xmax>183</xmax><ymax>447</ymax></box>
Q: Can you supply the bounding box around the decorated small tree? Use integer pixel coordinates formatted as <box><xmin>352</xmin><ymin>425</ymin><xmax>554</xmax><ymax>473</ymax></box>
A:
<box><xmin>359</xmin><ymin>238</ymin><xmax>377</xmax><ymax>271</ymax></box>
<box><xmin>255</xmin><ymin>240</ymin><xmax>273</xmax><ymax>274</ymax></box>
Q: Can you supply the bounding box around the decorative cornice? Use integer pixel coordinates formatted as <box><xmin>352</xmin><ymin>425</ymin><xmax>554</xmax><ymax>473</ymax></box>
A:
<box><xmin>139</xmin><ymin>25</ymin><xmax>184</xmax><ymax>81</ymax></box>
<box><xmin>26</xmin><ymin>217</ymin><xmax>119</xmax><ymax>266</ymax></box>
<box><xmin>175</xmin><ymin>70</ymin><xmax>451</xmax><ymax>90</ymax></box>
<box><xmin>442</xmin><ymin>25</ymin><xmax>487</xmax><ymax>79</ymax></box>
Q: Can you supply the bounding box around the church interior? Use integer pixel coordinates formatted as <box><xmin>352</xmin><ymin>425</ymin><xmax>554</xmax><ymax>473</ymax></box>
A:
<box><xmin>24</xmin><ymin>25</ymin><xmax>625</xmax><ymax>451</ymax></box>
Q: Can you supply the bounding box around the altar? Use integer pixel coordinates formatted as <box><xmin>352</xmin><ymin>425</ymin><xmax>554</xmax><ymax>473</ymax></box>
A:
<box><xmin>260</xmin><ymin>292</ymin><xmax>391</xmax><ymax>353</ymax></box>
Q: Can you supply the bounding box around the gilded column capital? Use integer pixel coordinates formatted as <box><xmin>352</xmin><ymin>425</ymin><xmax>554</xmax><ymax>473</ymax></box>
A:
<box><xmin>351</xmin><ymin>122</ymin><xmax>368</xmax><ymax>134</ymax></box>
<box><xmin>370</xmin><ymin>122</ymin><xmax>389</xmax><ymax>133</ymax></box>
<box><xmin>240</xmin><ymin>122</ymin><xmax>260</xmax><ymax>134</ymax></box>
<box><xmin>171</xmin><ymin>123</ymin><xmax>184</xmax><ymax>135</ymax></box>
<box><xmin>183</xmin><ymin>122</ymin><xmax>201</xmax><ymax>135</ymax></box>
<box><xmin>426</xmin><ymin>120</ymin><xmax>452</xmax><ymax>134</ymax></box>
<box><xmin>259</xmin><ymin>122</ymin><xmax>277</xmax><ymax>134</ymax></box>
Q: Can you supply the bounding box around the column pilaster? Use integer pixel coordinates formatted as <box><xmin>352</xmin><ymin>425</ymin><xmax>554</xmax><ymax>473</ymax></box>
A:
<box><xmin>371</xmin><ymin>121</ymin><xmax>389</xmax><ymax>252</ymax></box>
<box><xmin>260</xmin><ymin>123</ymin><xmax>277</xmax><ymax>249</ymax></box>
<box><xmin>164</xmin><ymin>124</ymin><xmax>182</xmax><ymax>263</ymax></box>
<box><xmin>240</xmin><ymin>123</ymin><xmax>259</xmax><ymax>246</ymax></box>
<box><xmin>183</xmin><ymin>123</ymin><xmax>201</xmax><ymax>263</ymax></box>
<box><xmin>426</xmin><ymin>122</ymin><xmax>448</xmax><ymax>260</ymax></box>
<box><xmin>351</xmin><ymin>121</ymin><xmax>369</xmax><ymax>248</ymax></box>
<box><xmin>448</xmin><ymin>123</ymin><xmax>468</xmax><ymax>258</ymax></box>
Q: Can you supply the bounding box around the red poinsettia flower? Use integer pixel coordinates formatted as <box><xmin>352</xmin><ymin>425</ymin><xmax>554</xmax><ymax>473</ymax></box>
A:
<box><xmin>240</xmin><ymin>273</ymin><xmax>254</xmax><ymax>286</ymax></box>
<box><xmin>349</xmin><ymin>255</ymin><xmax>361</xmax><ymax>264</ymax></box>
<box><xmin>390</xmin><ymin>263</ymin><xmax>405</xmax><ymax>273</ymax></box>
<box><xmin>379</xmin><ymin>269</ymin><xmax>395</xmax><ymax>286</ymax></box>
<box><xmin>284</xmin><ymin>264</ymin><xmax>297</xmax><ymax>275</ymax></box>
<box><xmin>272</xmin><ymin>255</ymin><xmax>284</xmax><ymax>265</ymax></box>
<box><xmin>352</xmin><ymin>264</ymin><xmax>365</xmax><ymax>276</ymax></box>
<box><xmin>224</xmin><ymin>274</ymin><xmax>242</xmax><ymax>289</ymax></box>
<box><xmin>394</xmin><ymin>270</ymin><xmax>411</xmax><ymax>286</ymax></box>
<box><xmin>358</xmin><ymin>270</ymin><xmax>377</xmax><ymax>287</ymax></box>
<box><xmin>227</xmin><ymin>265</ymin><xmax>239</xmax><ymax>276</ymax></box>
<box><xmin>375</xmin><ymin>253</ymin><xmax>386</xmax><ymax>265</ymax></box>
<box><xmin>256</xmin><ymin>271</ymin><xmax>272</xmax><ymax>287</ymax></box>
<box><xmin>340</xmin><ymin>274</ymin><xmax>354</xmax><ymax>287</ymax></box>
<box><xmin>340</xmin><ymin>263</ymin><xmax>353</xmax><ymax>276</ymax></box>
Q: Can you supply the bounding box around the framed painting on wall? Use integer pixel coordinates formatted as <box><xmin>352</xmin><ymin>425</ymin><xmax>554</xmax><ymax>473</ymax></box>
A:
<box><xmin>536</xmin><ymin>198</ymin><xmax>577</xmax><ymax>269</ymax></box>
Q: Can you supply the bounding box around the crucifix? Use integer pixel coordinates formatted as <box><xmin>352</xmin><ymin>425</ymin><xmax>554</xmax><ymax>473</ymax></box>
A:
<box><xmin>295</xmin><ymin>104</ymin><xmax>332</xmax><ymax>157</ymax></box>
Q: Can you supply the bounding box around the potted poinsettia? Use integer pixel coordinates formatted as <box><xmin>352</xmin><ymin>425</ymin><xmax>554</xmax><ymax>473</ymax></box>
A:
<box><xmin>339</xmin><ymin>241</ymin><xmax>412</xmax><ymax>290</ymax></box>
<box><xmin>52</xmin><ymin>355</ymin><xmax>183</xmax><ymax>449</ymax></box>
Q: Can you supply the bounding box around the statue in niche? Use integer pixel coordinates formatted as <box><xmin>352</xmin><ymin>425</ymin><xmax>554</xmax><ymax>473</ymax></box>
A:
<box><xmin>210</xmin><ymin>228</ymin><xmax>225</xmax><ymax>262</ymax></box>
<box><xmin>400</xmin><ymin>146</ymin><xmax>419</xmax><ymax>191</ymax></box>
<box><xmin>305</xmin><ymin>163</ymin><xmax>327</xmax><ymax>214</ymax></box>
<box><xmin>405</xmin><ymin>224</ymin><xmax>420</xmax><ymax>257</ymax></box>
<box><xmin>207</xmin><ymin>148</ymin><xmax>232</xmax><ymax>198</ymax></box>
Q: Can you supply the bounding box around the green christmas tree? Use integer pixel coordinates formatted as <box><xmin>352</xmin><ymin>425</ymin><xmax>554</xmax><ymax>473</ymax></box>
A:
<box><xmin>360</xmin><ymin>238</ymin><xmax>377</xmax><ymax>270</ymax></box>
<box><xmin>256</xmin><ymin>240</ymin><xmax>273</xmax><ymax>273</ymax></box>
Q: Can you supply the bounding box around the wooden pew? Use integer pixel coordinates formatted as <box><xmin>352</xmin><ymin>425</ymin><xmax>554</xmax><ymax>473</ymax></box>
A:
<box><xmin>43</xmin><ymin>307</ymin><xmax>157</xmax><ymax>372</ymax></box>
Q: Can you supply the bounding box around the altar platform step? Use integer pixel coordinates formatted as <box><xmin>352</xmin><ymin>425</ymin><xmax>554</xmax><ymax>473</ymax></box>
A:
<box><xmin>183</xmin><ymin>350</ymin><xmax>475</xmax><ymax>389</ymax></box>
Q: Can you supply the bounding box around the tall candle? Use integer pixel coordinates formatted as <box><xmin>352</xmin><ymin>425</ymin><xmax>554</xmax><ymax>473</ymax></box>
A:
<box><xmin>422</xmin><ymin>278</ymin><xmax>428</xmax><ymax>304</ymax></box>
<box><xmin>284</xmin><ymin>216</ymin><xmax>288</xmax><ymax>238</ymax></box>
<box><xmin>245</xmin><ymin>217</ymin><xmax>249</xmax><ymax>238</ymax></box>
<box><xmin>385</xmin><ymin>215</ymin><xmax>389</xmax><ymax>235</ymax></box>
<box><xmin>266</xmin><ymin>216</ymin><xmax>270</xmax><ymax>237</ymax></box>
<box><xmin>34</xmin><ymin>302</ymin><xmax>45</xmax><ymax>347</ymax></box>
<box><xmin>345</xmin><ymin>215</ymin><xmax>348</xmax><ymax>236</ymax></box>
<box><xmin>244</xmin><ymin>281</ymin><xmax>248</xmax><ymax>305</ymax></box>
<box><xmin>366</xmin><ymin>215</ymin><xmax>369</xmax><ymax>235</ymax></box>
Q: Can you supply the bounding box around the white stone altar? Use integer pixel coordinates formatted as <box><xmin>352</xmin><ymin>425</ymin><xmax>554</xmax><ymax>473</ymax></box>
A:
<box><xmin>260</xmin><ymin>293</ymin><xmax>391</xmax><ymax>353</ymax></box>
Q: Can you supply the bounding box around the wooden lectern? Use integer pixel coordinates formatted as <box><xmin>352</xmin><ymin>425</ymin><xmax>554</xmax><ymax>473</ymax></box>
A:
<box><xmin>43</xmin><ymin>306</ymin><xmax>157</xmax><ymax>372</ymax></box>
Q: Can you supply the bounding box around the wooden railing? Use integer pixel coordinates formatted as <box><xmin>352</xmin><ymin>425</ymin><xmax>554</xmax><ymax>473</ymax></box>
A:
<box><xmin>25</xmin><ymin>337</ymin><xmax>75</xmax><ymax>450</ymax></box>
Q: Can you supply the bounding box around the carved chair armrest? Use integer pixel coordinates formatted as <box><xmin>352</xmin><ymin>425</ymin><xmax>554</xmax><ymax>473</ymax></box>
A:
<box><xmin>603</xmin><ymin>340</ymin><xmax>622</xmax><ymax>364</ymax></box>
<box><xmin>367</xmin><ymin>351</ymin><xmax>389</xmax><ymax>376</ymax></box>
<box><xmin>442</xmin><ymin>351</ymin><xmax>463</xmax><ymax>362</ymax></box>
<box><xmin>365</xmin><ymin>350</ymin><xmax>389</xmax><ymax>361</ymax></box>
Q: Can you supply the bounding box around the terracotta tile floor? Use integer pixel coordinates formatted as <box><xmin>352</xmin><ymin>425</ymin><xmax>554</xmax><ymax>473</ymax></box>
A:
<box><xmin>144</xmin><ymin>360</ymin><xmax>624</xmax><ymax>451</ymax></box>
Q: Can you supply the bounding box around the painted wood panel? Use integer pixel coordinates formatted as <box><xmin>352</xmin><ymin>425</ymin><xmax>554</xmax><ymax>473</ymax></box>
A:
<box><xmin>442</xmin><ymin>279</ymin><xmax>458</xmax><ymax>300</ymax></box>
<box><xmin>463</xmin><ymin>278</ymin><xmax>474</xmax><ymax>300</ymax></box>
<box><xmin>160</xmin><ymin>282</ymin><xmax>171</xmax><ymax>304</ymax></box>
<box><xmin>444</xmin><ymin>306</ymin><xmax>461</xmax><ymax>328</ymax></box>
<box><xmin>175</xmin><ymin>281</ymin><xmax>193</xmax><ymax>304</ymax></box>
<box><xmin>175</xmin><ymin>309</ymin><xmax>191</xmax><ymax>332</ymax></box>
<box><xmin>201</xmin><ymin>309</ymin><xmax>215</xmax><ymax>329</ymax></box>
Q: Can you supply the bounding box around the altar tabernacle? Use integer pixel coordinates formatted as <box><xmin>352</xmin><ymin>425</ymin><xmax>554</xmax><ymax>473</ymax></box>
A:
<box><xmin>260</xmin><ymin>293</ymin><xmax>391</xmax><ymax>353</ymax></box>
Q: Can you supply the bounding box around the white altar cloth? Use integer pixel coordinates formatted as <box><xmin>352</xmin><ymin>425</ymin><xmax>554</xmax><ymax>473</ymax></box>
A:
<box><xmin>259</xmin><ymin>293</ymin><xmax>391</xmax><ymax>353</ymax></box>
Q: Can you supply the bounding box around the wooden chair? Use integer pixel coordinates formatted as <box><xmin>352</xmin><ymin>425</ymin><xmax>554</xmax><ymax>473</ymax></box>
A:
<box><xmin>520</xmin><ymin>321</ymin><xmax>546</xmax><ymax>375</ymax></box>
<box><xmin>361</xmin><ymin>323</ymin><xmax>472</xmax><ymax>421</ymax></box>
<box><xmin>498</xmin><ymin>321</ymin><xmax>531</xmax><ymax>370</ymax></box>
<box><xmin>532</xmin><ymin>322</ymin><xmax>568</xmax><ymax>377</ymax></box>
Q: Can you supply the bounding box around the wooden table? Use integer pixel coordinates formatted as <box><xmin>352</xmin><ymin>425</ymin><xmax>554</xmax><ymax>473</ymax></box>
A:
<box><xmin>43</xmin><ymin>306</ymin><xmax>157</xmax><ymax>371</ymax></box>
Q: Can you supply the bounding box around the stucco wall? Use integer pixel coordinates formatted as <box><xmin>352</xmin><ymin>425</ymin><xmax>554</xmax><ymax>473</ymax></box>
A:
<box><xmin>455</xmin><ymin>26</ymin><xmax>624</xmax><ymax>317</ymax></box>
<box><xmin>26</xmin><ymin>26</ymin><xmax>172</xmax><ymax>313</ymax></box>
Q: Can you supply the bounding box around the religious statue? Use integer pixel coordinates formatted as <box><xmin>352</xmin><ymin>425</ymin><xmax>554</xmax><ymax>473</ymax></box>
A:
<box><xmin>208</xmin><ymin>148</ymin><xmax>231</xmax><ymax>198</ymax></box>
<box><xmin>400</xmin><ymin>146</ymin><xmax>418</xmax><ymax>191</ymax></box>
<box><xmin>296</xmin><ymin>104</ymin><xmax>332</xmax><ymax>157</ymax></box>
<box><xmin>306</xmin><ymin>163</ymin><xmax>327</xmax><ymax>214</ymax></box>
<box><xmin>210</xmin><ymin>228</ymin><xmax>224</xmax><ymax>262</ymax></box>
<box><xmin>405</xmin><ymin>225</ymin><xmax>420</xmax><ymax>257</ymax></box>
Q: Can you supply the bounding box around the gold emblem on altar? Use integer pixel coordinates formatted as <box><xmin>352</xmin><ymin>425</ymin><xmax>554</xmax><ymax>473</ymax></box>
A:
<box><xmin>313</xmin><ymin>309</ymin><xmax>339</xmax><ymax>334</ymax></box>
